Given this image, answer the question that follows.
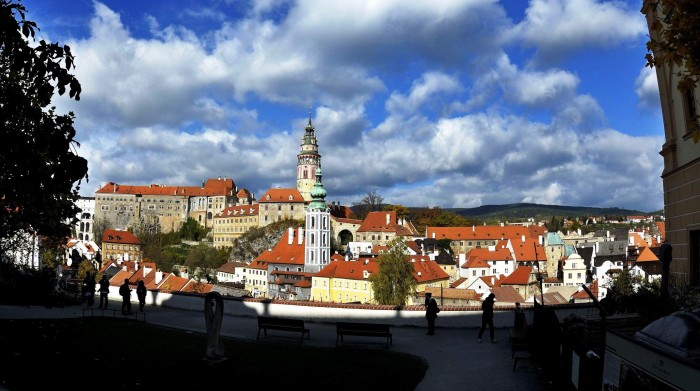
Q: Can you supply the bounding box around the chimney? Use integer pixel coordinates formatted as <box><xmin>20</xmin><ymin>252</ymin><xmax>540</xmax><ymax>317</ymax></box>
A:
<box><xmin>472</xmin><ymin>225</ymin><xmax>475</xmax><ymax>232</ymax></box>
<box><xmin>417</xmin><ymin>272</ymin><xmax>422</xmax><ymax>277</ymax></box>
<box><xmin>491</xmin><ymin>277</ymin><xmax>494</xmax><ymax>284</ymax></box>
<box><xmin>135</xmin><ymin>261</ymin><xmax>139</xmax><ymax>271</ymax></box>
<box><xmin>521</xmin><ymin>235</ymin><xmax>525</xmax><ymax>243</ymax></box>
<box><xmin>539</xmin><ymin>235</ymin><xmax>543</xmax><ymax>245</ymax></box>
<box><xmin>432</xmin><ymin>233</ymin><xmax>435</xmax><ymax>239</ymax></box>
<box><xmin>113</xmin><ymin>183</ymin><xmax>117</xmax><ymax>192</ymax></box>
<box><xmin>298</xmin><ymin>227</ymin><xmax>304</xmax><ymax>245</ymax></box>
<box><xmin>288</xmin><ymin>227</ymin><xmax>294</xmax><ymax>245</ymax></box>
<box><xmin>386</xmin><ymin>213</ymin><xmax>390</xmax><ymax>225</ymax></box>
<box><xmin>155</xmin><ymin>271</ymin><xmax>163</xmax><ymax>284</ymax></box>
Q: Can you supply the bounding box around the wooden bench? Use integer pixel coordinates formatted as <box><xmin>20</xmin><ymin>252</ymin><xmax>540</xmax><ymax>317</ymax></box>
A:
<box><xmin>336</xmin><ymin>322</ymin><xmax>392</xmax><ymax>348</ymax></box>
<box><xmin>257</xmin><ymin>316</ymin><xmax>310</xmax><ymax>343</ymax></box>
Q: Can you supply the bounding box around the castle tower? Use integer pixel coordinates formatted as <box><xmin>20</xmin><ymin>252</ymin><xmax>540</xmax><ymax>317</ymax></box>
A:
<box><xmin>296</xmin><ymin>116</ymin><xmax>321</xmax><ymax>201</ymax></box>
<box><xmin>305</xmin><ymin>168</ymin><xmax>330</xmax><ymax>273</ymax></box>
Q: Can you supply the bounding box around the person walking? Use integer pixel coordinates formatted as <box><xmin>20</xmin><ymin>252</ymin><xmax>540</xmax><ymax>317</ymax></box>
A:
<box><xmin>478</xmin><ymin>293</ymin><xmax>497</xmax><ymax>343</ymax></box>
<box><xmin>83</xmin><ymin>272</ymin><xmax>96</xmax><ymax>308</ymax></box>
<box><xmin>98</xmin><ymin>275</ymin><xmax>110</xmax><ymax>309</ymax></box>
<box><xmin>136</xmin><ymin>280</ymin><xmax>147</xmax><ymax>312</ymax></box>
<box><xmin>119</xmin><ymin>279</ymin><xmax>132</xmax><ymax>315</ymax></box>
<box><xmin>424</xmin><ymin>292</ymin><xmax>440</xmax><ymax>335</ymax></box>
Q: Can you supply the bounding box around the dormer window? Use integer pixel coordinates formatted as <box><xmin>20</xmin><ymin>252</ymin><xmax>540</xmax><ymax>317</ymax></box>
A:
<box><xmin>288</xmin><ymin>195</ymin><xmax>293</xmax><ymax>200</ymax></box>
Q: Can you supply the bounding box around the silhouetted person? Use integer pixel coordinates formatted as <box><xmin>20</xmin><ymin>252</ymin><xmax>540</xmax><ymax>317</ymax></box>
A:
<box><xmin>478</xmin><ymin>293</ymin><xmax>496</xmax><ymax>343</ymax></box>
<box><xmin>425</xmin><ymin>292</ymin><xmax>440</xmax><ymax>335</ymax></box>
<box><xmin>98</xmin><ymin>275</ymin><xmax>110</xmax><ymax>309</ymax></box>
<box><xmin>136</xmin><ymin>280</ymin><xmax>147</xmax><ymax>312</ymax></box>
<box><xmin>83</xmin><ymin>272</ymin><xmax>96</xmax><ymax>308</ymax></box>
<box><xmin>119</xmin><ymin>279</ymin><xmax>132</xmax><ymax>315</ymax></box>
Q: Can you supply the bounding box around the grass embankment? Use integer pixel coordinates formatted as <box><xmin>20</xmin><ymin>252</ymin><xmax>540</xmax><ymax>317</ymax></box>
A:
<box><xmin>0</xmin><ymin>316</ymin><xmax>427</xmax><ymax>390</ymax></box>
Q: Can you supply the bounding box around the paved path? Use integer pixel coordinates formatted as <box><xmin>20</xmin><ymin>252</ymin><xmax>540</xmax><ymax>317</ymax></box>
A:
<box><xmin>0</xmin><ymin>302</ymin><xmax>548</xmax><ymax>390</ymax></box>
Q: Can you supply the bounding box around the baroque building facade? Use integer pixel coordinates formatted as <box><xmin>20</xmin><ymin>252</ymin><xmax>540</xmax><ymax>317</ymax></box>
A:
<box><xmin>643</xmin><ymin>0</ymin><xmax>700</xmax><ymax>285</ymax></box>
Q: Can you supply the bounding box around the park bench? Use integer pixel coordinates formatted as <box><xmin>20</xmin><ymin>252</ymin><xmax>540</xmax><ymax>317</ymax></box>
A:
<box><xmin>257</xmin><ymin>316</ymin><xmax>310</xmax><ymax>343</ymax></box>
<box><xmin>336</xmin><ymin>321</ymin><xmax>392</xmax><ymax>348</ymax></box>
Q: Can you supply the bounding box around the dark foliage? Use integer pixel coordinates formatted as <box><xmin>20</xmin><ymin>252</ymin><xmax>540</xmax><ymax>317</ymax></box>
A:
<box><xmin>1</xmin><ymin>0</ymin><xmax>88</xmax><ymax>247</ymax></box>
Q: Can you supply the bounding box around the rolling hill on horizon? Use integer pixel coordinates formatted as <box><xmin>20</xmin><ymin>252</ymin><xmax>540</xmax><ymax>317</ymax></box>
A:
<box><xmin>442</xmin><ymin>203</ymin><xmax>658</xmax><ymax>220</ymax></box>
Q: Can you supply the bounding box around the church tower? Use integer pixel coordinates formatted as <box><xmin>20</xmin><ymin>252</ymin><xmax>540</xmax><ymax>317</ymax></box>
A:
<box><xmin>296</xmin><ymin>116</ymin><xmax>321</xmax><ymax>201</ymax></box>
<box><xmin>304</xmin><ymin>168</ymin><xmax>330</xmax><ymax>273</ymax></box>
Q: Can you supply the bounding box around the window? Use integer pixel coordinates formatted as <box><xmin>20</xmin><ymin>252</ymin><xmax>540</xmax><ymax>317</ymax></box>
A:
<box><xmin>568</xmin><ymin>273</ymin><xmax>572</xmax><ymax>279</ymax></box>
<box><xmin>472</xmin><ymin>270</ymin><xmax>476</xmax><ymax>276</ymax></box>
<box><xmin>577</xmin><ymin>273</ymin><xmax>582</xmax><ymax>279</ymax></box>
<box><xmin>481</xmin><ymin>270</ymin><xmax>485</xmax><ymax>276</ymax></box>
<box><xmin>492</xmin><ymin>268</ymin><xmax>497</xmax><ymax>274</ymax></box>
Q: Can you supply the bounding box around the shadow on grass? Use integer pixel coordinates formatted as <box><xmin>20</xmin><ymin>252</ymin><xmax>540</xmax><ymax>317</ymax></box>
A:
<box><xmin>0</xmin><ymin>317</ymin><xmax>427</xmax><ymax>390</ymax></box>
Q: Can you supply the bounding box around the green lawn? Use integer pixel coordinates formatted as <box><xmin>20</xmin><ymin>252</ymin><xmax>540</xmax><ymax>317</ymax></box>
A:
<box><xmin>0</xmin><ymin>317</ymin><xmax>427</xmax><ymax>390</ymax></box>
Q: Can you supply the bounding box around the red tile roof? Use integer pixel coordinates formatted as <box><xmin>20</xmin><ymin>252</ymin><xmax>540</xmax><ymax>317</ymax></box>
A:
<box><xmin>425</xmin><ymin>225</ymin><xmax>534</xmax><ymax>241</ymax></box>
<box><xmin>635</xmin><ymin>246</ymin><xmax>660</xmax><ymax>262</ymax></box>
<box><xmin>315</xmin><ymin>258</ymin><xmax>379</xmax><ymax>279</ymax></box>
<box><xmin>254</xmin><ymin>229</ymin><xmax>306</xmax><ymax>265</ymax></box>
<box><xmin>258</xmin><ymin>188</ymin><xmax>305</xmax><ymax>203</ymax></box>
<box><xmin>96</xmin><ymin>178</ymin><xmax>235</xmax><ymax>197</ymax></box>
<box><xmin>357</xmin><ymin>211</ymin><xmax>417</xmax><ymax>236</ymax></box>
<box><xmin>510</xmin><ymin>238</ymin><xmax>546</xmax><ymax>263</ymax></box>
<box><xmin>103</xmin><ymin>229</ymin><xmax>141</xmax><ymax>245</ymax></box>
<box><xmin>500</xmin><ymin>266</ymin><xmax>533</xmax><ymax>285</ymax></box>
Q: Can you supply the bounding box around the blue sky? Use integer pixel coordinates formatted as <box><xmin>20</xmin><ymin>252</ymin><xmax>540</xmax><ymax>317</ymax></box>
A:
<box><xmin>23</xmin><ymin>0</ymin><xmax>663</xmax><ymax>212</ymax></box>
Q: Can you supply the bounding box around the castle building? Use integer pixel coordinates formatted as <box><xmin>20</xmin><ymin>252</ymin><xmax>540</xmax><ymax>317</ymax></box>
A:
<box><xmin>296</xmin><ymin>117</ymin><xmax>321</xmax><ymax>201</ymax></box>
<box><xmin>94</xmin><ymin>177</ymin><xmax>245</xmax><ymax>233</ymax></box>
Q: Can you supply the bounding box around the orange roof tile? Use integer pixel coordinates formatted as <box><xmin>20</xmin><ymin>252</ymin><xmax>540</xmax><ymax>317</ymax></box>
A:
<box><xmin>357</xmin><ymin>211</ymin><xmax>417</xmax><ymax>236</ymax></box>
<box><xmin>500</xmin><ymin>266</ymin><xmax>533</xmax><ymax>285</ymax></box>
<box><xmin>425</xmin><ymin>225</ymin><xmax>534</xmax><ymax>241</ymax></box>
<box><xmin>96</xmin><ymin>178</ymin><xmax>235</xmax><ymax>197</ymax></box>
<box><xmin>258</xmin><ymin>188</ymin><xmax>305</xmax><ymax>203</ymax></box>
<box><xmin>635</xmin><ymin>246</ymin><xmax>660</xmax><ymax>262</ymax></box>
<box><xmin>102</xmin><ymin>229</ymin><xmax>141</xmax><ymax>245</ymax></box>
<box><xmin>254</xmin><ymin>229</ymin><xmax>306</xmax><ymax>265</ymax></box>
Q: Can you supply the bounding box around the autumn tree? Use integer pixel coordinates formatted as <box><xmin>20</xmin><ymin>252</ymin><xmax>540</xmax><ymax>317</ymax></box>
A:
<box><xmin>385</xmin><ymin>204</ymin><xmax>409</xmax><ymax>221</ymax></box>
<box><xmin>644</xmin><ymin>0</ymin><xmax>700</xmax><ymax>89</ymax></box>
<box><xmin>370</xmin><ymin>238</ymin><xmax>416</xmax><ymax>305</ymax></box>
<box><xmin>185</xmin><ymin>244</ymin><xmax>229</xmax><ymax>281</ymax></box>
<box><xmin>1</xmin><ymin>0</ymin><xmax>88</xmax><ymax>252</ymax></box>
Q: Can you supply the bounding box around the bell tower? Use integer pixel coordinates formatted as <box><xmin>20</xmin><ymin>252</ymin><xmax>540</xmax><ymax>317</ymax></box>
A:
<box><xmin>296</xmin><ymin>115</ymin><xmax>321</xmax><ymax>201</ymax></box>
<box><xmin>305</xmin><ymin>168</ymin><xmax>330</xmax><ymax>273</ymax></box>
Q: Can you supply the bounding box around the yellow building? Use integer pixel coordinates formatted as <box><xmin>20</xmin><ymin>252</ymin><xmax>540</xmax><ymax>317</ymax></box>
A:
<box><xmin>101</xmin><ymin>229</ymin><xmax>142</xmax><ymax>263</ymax></box>
<box><xmin>212</xmin><ymin>204</ymin><xmax>259</xmax><ymax>249</ymax></box>
<box><xmin>311</xmin><ymin>256</ymin><xmax>450</xmax><ymax>304</ymax></box>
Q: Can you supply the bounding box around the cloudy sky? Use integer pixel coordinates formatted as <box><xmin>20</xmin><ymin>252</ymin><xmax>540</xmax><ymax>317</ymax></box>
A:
<box><xmin>26</xmin><ymin>0</ymin><xmax>663</xmax><ymax>212</ymax></box>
